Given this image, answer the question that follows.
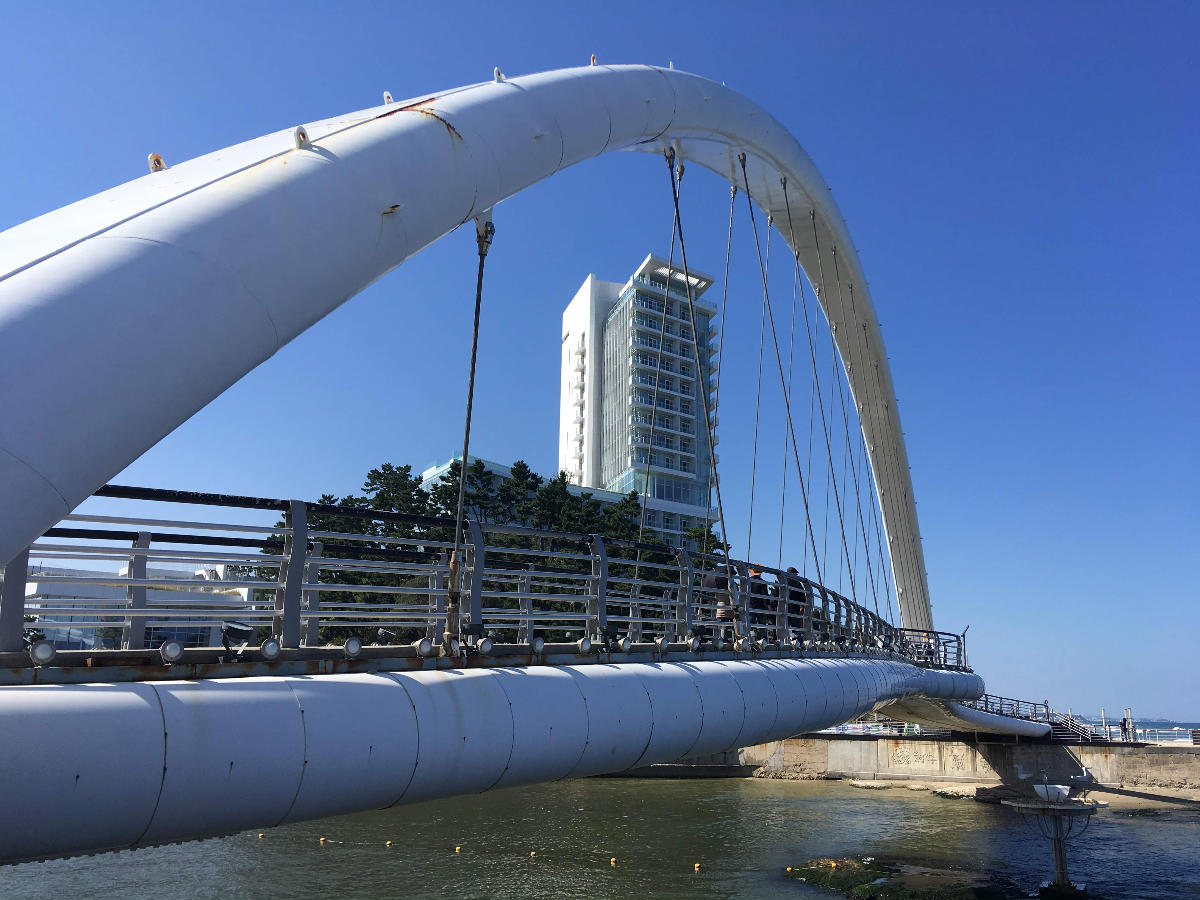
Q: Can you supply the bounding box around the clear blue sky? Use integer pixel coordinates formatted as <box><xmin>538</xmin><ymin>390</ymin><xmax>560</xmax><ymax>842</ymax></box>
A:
<box><xmin>2</xmin><ymin>2</ymin><xmax>1196</xmax><ymax>718</ymax></box>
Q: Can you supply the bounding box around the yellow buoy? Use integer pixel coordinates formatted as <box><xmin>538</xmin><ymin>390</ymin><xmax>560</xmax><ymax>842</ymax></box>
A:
<box><xmin>694</xmin><ymin>863</ymin><xmax>701</xmax><ymax>871</ymax></box>
<box><xmin>786</xmin><ymin>867</ymin><xmax>792</xmax><ymax>872</ymax></box>
<box><xmin>257</xmin><ymin>833</ymin><xmax>264</xmax><ymax>839</ymax></box>
<box><xmin>610</xmin><ymin>857</ymin><xmax>616</xmax><ymax>866</ymax></box>
<box><xmin>530</xmin><ymin>851</ymin><xmax>536</xmax><ymax>857</ymax></box>
<box><xmin>386</xmin><ymin>840</ymin><xmax>393</xmax><ymax>847</ymax></box>
<box><xmin>455</xmin><ymin>846</ymin><xmax>461</xmax><ymax>853</ymax></box>
<box><xmin>831</xmin><ymin>861</ymin><xmax>837</xmax><ymax>868</ymax></box>
<box><xmin>319</xmin><ymin>837</ymin><xmax>326</xmax><ymax>844</ymax></box>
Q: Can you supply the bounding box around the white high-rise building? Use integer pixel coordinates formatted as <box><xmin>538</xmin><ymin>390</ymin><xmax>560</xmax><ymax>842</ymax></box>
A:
<box><xmin>558</xmin><ymin>254</ymin><xmax>720</xmax><ymax>547</ymax></box>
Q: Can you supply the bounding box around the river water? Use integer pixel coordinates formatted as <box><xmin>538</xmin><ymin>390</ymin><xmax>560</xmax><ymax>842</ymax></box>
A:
<box><xmin>2</xmin><ymin>778</ymin><xmax>1197</xmax><ymax>899</ymax></box>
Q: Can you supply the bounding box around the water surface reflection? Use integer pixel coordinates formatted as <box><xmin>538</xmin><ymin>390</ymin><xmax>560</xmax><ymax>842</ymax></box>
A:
<box><xmin>2</xmin><ymin>778</ymin><xmax>1197</xmax><ymax>899</ymax></box>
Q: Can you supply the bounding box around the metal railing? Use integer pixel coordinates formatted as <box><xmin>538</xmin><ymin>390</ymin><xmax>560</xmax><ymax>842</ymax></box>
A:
<box><xmin>0</xmin><ymin>485</ymin><xmax>970</xmax><ymax>672</ymax></box>
<box><xmin>963</xmin><ymin>694</ymin><xmax>1120</xmax><ymax>742</ymax></box>
<box><xmin>819</xmin><ymin>713</ymin><xmax>952</xmax><ymax>739</ymax></box>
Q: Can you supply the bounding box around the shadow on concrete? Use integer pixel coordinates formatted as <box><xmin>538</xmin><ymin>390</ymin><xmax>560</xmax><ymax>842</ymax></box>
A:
<box><xmin>972</xmin><ymin>738</ymin><xmax>1200</xmax><ymax>807</ymax></box>
<box><xmin>1086</xmin><ymin>784</ymin><xmax>1200</xmax><ymax>807</ymax></box>
<box><xmin>974</xmin><ymin>740</ymin><xmax>1097</xmax><ymax>801</ymax></box>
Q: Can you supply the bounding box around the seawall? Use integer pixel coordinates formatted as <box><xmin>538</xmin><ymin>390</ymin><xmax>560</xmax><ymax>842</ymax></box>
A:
<box><xmin>739</xmin><ymin>735</ymin><xmax>1200</xmax><ymax>791</ymax></box>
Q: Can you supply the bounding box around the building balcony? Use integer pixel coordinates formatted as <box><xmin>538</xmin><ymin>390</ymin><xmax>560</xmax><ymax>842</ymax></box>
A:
<box><xmin>630</xmin><ymin>355</ymin><xmax>681</xmax><ymax>377</ymax></box>
<box><xmin>629</xmin><ymin>458</ymin><xmax>690</xmax><ymax>478</ymax></box>
<box><xmin>629</xmin><ymin>376</ymin><xmax>697</xmax><ymax>404</ymax></box>
<box><xmin>631</xmin><ymin>281</ymin><xmax>718</xmax><ymax>315</ymax></box>
<box><xmin>631</xmin><ymin>395</ymin><xmax>676</xmax><ymax>413</ymax></box>
<box><xmin>631</xmin><ymin>435</ymin><xmax>679</xmax><ymax>453</ymax></box>
<box><xmin>572</xmin><ymin>393</ymin><xmax>585</xmax><ymax>408</ymax></box>
<box><xmin>630</xmin><ymin>334</ymin><xmax>706</xmax><ymax>366</ymax></box>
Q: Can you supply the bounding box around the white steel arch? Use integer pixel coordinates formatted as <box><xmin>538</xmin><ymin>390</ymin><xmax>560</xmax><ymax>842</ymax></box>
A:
<box><xmin>0</xmin><ymin>65</ymin><xmax>933</xmax><ymax>629</ymax></box>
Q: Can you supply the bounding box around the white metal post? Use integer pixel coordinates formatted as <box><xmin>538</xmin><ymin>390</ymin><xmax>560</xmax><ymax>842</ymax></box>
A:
<box><xmin>301</xmin><ymin>540</ymin><xmax>323</xmax><ymax>647</ymax></box>
<box><xmin>121</xmin><ymin>531</ymin><xmax>151</xmax><ymax>650</ymax></box>
<box><xmin>274</xmin><ymin>500</ymin><xmax>308</xmax><ymax>648</ymax></box>
<box><xmin>0</xmin><ymin>548</ymin><xmax>30</xmax><ymax>653</ymax></box>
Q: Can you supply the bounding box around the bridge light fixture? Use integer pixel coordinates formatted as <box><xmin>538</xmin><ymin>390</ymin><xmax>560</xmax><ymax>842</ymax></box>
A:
<box><xmin>343</xmin><ymin>636</ymin><xmax>363</xmax><ymax>659</ymax></box>
<box><xmin>712</xmin><ymin>637</ymin><xmax>724</xmax><ymax>652</ymax></box>
<box><xmin>576</xmin><ymin>636</ymin><xmax>592</xmax><ymax>654</ymax></box>
<box><xmin>444</xmin><ymin>637</ymin><xmax>462</xmax><ymax>656</ymax></box>
<box><xmin>259</xmin><ymin>638</ymin><xmax>281</xmax><ymax>661</ymax></box>
<box><xmin>531</xmin><ymin>636</ymin><xmax>546</xmax><ymax>655</ymax></box>
<box><xmin>614</xmin><ymin>636</ymin><xmax>631</xmax><ymax>654</ymax></box>
<box><xmin>221</xmin><ymin>621</ymin><xmax>255</xmax><ymax>652</ymax></box>
<box><xmin>476</xmin><ymin>637</ymin><xmax>493</xmax><ymax>656</ymax></box>
<box><xmin>688</xmin><ymin>635</ymin><xmax>701</xmax><ymax>652</ymax></box>
<box><xmin>412</xmin><ymin>637</ymin><xmax>434</xmax><ymax>657</ymax></box>
<box><xmin>28</xmin><ymin>640</ymin><xmax>56</xmax><ymax>666</ymax></box>
<box><xmin>158</xmin><ymin>639</ymin><xmax>184</xmax><ymax>665</ymax></box>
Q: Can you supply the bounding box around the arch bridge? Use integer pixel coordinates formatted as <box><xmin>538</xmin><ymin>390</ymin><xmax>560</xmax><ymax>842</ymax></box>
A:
<box><xmin>0</xmin><ymin>65</ymin><xmax>1046</xmax><ymax>865</ymax></box>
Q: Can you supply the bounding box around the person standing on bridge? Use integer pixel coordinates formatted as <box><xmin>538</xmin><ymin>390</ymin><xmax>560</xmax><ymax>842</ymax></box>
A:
<box><xmin>747</xmin><ymin>567</ymin><xmax>771</xmax><ymax>630</ymax></box>
<box><xmin>784</xmin><ymin>566</ymin><xmax>807</xmax><ymax>632</ymax></box>
<box><xmin>702</xmin><ymin>568</ymin><xmax>736</xmax><ymax>642</ymax></box>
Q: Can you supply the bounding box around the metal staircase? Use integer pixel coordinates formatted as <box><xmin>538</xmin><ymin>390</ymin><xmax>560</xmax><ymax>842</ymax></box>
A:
<box><xmin>965</xmin><ymin>694</ymin><xmax>1100</xmax><ymax>742</ymax></box>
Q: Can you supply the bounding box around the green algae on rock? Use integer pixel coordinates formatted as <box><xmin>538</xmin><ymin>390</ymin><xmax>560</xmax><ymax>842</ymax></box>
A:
<box><xmin>786</xmin><ymin>857</ymin><xmax>1019</xmax><ymax>899</ymax></box>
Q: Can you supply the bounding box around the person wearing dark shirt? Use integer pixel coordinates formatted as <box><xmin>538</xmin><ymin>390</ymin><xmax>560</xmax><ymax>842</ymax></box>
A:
<box><xmin>747</xmin><ymin>567</ymin><xmax>771</xmax><ymax>631</ymax></box>
<box><xmin>701</xmin><ymin>568</ymin><xmax>734</xmax><ymax>641</ymax></box>
<box><xmin>784</xmin><ymin>566</ymin><xmax>807</xmax><ymax>633</ymax></box>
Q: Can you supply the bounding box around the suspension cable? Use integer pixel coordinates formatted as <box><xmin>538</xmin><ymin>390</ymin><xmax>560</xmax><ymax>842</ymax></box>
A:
<box><xmin>665</xmin><ymin>154</ymin><xmax>740</xmax><ymax>633</ymax></box>
<box><xmin>779</xmin><ymin>174</ymin><xmax>892</xmax><ymax>621</ymax></box>
<box><xmin>846</xmin><ymin>280</ymin><xmax>898</xmax><ymax>625</ymax></box>
<box><xmin>802</xmin><ymin>273</ymin><xmax>818</xmax><ymax>576</ymax></box>
<box><xmin>736</xmin><ymin>154</ymin><xmax>826</xmax><ymax>589</ymax></box>
<box><xmin>745</xmin><ymin>217</ymin><xmax>772</xmax><ymax>558</ymax></box>
<box><xmin>784</xmin><ymin>202</ymin><xmax>822</xmax><ymax>580</ymax></box>
<box><xmin>829</xmin><ymin>252</ymin><xmax>882</xmax><ymax>616</ymax></box>
<box><xmin>777</xmin><ymin>200</ymin><xmax>800</xmax><ymax>571</ymax></box>
<box><xmin>829</xmin><ymin>251</ymin><xmax>849</xmax><ymax>595</ymax></box>
<box><xmin>446</xmin><ymin>214</ymin><xmax>495</xmax><ymax>647</ymax></box>
<box><xmin>806</xmin><ymin>211</ymin><xmax>860</xmax><ymax>603</ymax></box>
<box><xmin>867</xmin><ymin>448</ymin><xmax>897</xmax><ymax>624</ymax></box>
<box><xmin>636</xmin><ymin>147</ymin><xmax>682</xmax><ymax>544</ymax></box>
<box><xmin>702</xmin><ymin>185</ymin><xmax>737</xmax><ymax>553</ymax></box>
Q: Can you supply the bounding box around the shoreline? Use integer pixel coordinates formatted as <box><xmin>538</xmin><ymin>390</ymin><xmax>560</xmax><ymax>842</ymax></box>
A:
<box><xmin>827</xmin><ymin>776</ymin><xmax>1200</xmax><ymax>810</ymax></box>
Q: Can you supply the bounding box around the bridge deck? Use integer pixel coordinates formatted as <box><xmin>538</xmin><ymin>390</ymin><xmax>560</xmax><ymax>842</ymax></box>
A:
<box><xmin>2</xmin><ymin>485</ymin><xmax>967</xmax><ymax>682</ymax></box>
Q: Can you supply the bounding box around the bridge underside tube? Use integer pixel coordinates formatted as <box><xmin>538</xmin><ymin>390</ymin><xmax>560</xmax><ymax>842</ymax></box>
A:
<box><xmin>0</xmin><ymin>65</ymin><xmax>932</xmax><ymax>629</ymax></box>
<box><xmin>0</xmin><ymin>658</ymin><xmax>982</xmax><ymax>865</ymax></box>
<box><xmin>877</xmin><ymin>697</ymin><xmax>1052</xmax><ymax>738</ymax></box>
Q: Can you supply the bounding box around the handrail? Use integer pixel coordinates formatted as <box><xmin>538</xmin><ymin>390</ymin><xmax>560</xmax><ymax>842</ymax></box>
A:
<box><xmin>1</xmin><ymin>485</ymin><xmax>970</xmax><ymax>670</ymax></box>
<box><xmin>963</xmin><ymin>694</ymin><xmax>1103</xmax><ymax>741</ymax></box>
